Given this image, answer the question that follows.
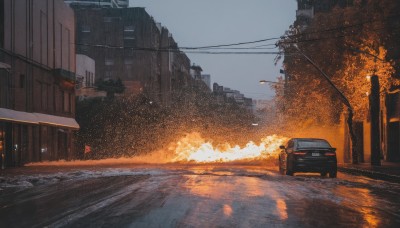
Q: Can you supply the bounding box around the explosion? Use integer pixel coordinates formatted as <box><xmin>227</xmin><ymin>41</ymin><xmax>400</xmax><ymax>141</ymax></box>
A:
<box><xmin>171</xmin><ymin>132</ymin><xmax>288</xmax><ymax>163</ymax></box>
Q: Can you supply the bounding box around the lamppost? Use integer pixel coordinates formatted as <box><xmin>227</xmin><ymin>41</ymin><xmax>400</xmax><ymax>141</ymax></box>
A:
<box><xmin>259</xmin><ymin>80</ymin><xmax>279</xmax><ymax>85</ymax></box>
<box><xmin>369</xmin><ymin>75</ymin><xmax>381</xmax><ymax>166</ymax></box>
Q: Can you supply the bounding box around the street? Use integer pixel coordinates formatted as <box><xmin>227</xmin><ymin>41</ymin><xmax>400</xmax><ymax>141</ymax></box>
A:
<box><xmin>1</xmin><ymin>164</ymin><xmax>400</xmax><ymax>227</ymax></box>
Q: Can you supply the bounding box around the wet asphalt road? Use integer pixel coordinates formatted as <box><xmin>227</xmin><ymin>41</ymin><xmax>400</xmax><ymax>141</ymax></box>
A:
<box><xmin>1</xmin><ymin>164</ymin><xmax>400</xmax><ymax>228</ymax></box>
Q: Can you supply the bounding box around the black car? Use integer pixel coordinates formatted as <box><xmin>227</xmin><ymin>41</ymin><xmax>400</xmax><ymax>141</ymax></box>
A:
<box><xmin>279</xmin><ymin>138</ymin><xmax>337</xmax><ymax>178</ymax></box>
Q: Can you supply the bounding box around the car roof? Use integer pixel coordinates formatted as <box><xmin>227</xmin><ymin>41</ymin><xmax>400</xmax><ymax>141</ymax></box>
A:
<box><xmin>292</xmin><ymin>138</ymin><xmax>328</xmax><ymax>141</ymax></box>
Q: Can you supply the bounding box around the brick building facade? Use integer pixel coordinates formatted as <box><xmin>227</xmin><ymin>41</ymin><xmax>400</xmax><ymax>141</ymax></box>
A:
<box><xmin>0</xmin><ymin>0</ymin><xmax>79</xmax><ymax>167</ymax></box>
<box><xmin>74</xmin><ymin>7</ymin><xmax>193</xmax><ymax>105</ymax></box>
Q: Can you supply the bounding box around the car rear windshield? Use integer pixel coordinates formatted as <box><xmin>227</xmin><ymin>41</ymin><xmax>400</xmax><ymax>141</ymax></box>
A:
<box><xmin>297</xmin><ymin>140</ymin><xmax>331</xmax><ymax>148</ymax></box>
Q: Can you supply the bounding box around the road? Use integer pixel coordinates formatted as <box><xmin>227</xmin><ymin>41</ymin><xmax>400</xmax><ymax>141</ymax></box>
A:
<box><xmin>1</xmin><ymin>164</ymin><xmax>400</xmax><ymax>227</ymax></box>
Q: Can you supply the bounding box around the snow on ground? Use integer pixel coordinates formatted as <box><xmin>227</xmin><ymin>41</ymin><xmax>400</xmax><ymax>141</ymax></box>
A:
<box><xmin>0</xmin><ymin>168</ymin><xmax>167</xmax><ymax>189</ymax></box>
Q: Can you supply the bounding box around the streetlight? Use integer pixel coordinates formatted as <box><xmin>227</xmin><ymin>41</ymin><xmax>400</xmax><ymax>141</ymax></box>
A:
<box><xmin>259</xmin><ymin>80</ymin><xmax>279</xmax><ymax>85</ymax></box>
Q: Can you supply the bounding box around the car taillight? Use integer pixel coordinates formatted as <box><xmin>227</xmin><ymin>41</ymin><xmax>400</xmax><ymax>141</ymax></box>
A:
<box><xmin>325</xmin><ymin>152</ymin><xmax>336</xmax><ymax>156</ymax></box>
<box><xmin>293</xmin><ymin>151</ymin><xmax>307</xmax><ymax>155</ymax></box>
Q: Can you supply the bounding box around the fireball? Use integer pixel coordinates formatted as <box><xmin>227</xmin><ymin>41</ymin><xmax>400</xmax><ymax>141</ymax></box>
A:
<box><xmin>172</xmin><ymin>132</ymin><xmax>288</xmax><ymax>163</ymax></box>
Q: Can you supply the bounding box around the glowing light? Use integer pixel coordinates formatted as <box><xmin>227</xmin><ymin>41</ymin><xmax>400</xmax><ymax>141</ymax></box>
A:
<box><xmin>223</xmin><ymin>204</ymin><xmax>233</xmax><ymax>217</ymax></box>
<box><xmin>276</xmin><ymin>199</ymin><xmax>288</xmax><ymax>220</ymax></box>
<box><xmin>366</xmin><ymin>75</ymin><xmax>371</xmax><ymax>82</ymax></box>
<box><xmin>172</xmin><ymin>133</ymin><xmax>288</xmax><ymax>163</ymax></box>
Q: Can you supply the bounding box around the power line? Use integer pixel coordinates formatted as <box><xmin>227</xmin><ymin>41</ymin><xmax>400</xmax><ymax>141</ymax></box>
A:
<box><xmin>178</xmin><ymin>12</ymin><xmax>400</xmax><ymax>50</ymax></box>
<box><xmin>73</xmin><ymin>13</ymin><xmax>400</xmax><ymax>55</ymax></box>
<box><xmin>178</xmin><ymin>37</ymin><xmax>281</xmax><ymax>50</ymax></box>
<box><xmin>278</xmin><ymin>23</ymin><xmax>400</xmax><ymax>46</ymax></box>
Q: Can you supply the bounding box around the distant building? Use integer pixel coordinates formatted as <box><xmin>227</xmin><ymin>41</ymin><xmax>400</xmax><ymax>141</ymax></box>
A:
<box><xmin>75</xmin><ymin>7</ymin><xmax>161</xmax><ymax>98</ymax></box>
<box><xmin>200</xmin><ymin>74</ymin><xmax>211</xmax><ymax>90</ymax></box>
<box><xmin>74</xmin><ymin>7</ymin><xmax>192</xmax><ymax>105</ymax></box>
<box><xmin>0</xmin><ymin>0</ymin><xmax>79</xmax><ymax>166</ymax></box>
<box><xmin>190</xmin><ymin>64</ymin><xmax>210</xmax><ymax>92</ymax></box>
<box><xmin>212</xmin><ymin>83</ymin><xmax>252</xmax><ymax>110</ymax></box>
<box><xmin>296</xmin><ymin>0</ymin><xmax>353</xmax><ymax>29</ymax></box>
<box><xmin>190</xmin><ymin>64</ymin><xmax>203</xmax><ymax>80</ymax></box>
<box><xmin>75</xmin><ymin>54</ymin><xmax>106</xmax><ymax>100</ymax></box>
<box><xmin>64</xmin><ymin>0</ymin><xmax>128</xmax><ymax>8</ymax></box>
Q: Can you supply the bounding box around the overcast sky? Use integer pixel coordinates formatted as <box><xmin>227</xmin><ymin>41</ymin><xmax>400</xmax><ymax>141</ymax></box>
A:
<box><xmin>130</xmin><ymin>0</ymin><xmax>297</xmax><ymax>100</ymax></box>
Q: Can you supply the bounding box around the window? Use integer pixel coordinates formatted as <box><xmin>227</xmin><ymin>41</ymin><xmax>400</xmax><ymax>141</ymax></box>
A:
<box><xmin>40</xmin><ymin>83</ymin><xmax>48</xmax><ymax>111</ymax></box>
<box><xmin>287</xmin><ymin>140</ymin><xmax>294</xmax><ymax>149</ymax></box>
<box><xmin>81</xmin><ymin>25</ymin><xmax>91</xmax><ymax>33</ymax></box>
<box><xmin>124</xmin><ymin>27</ymin><xmax>135</xmax><ymax>40</ymax></box>
<box><xmin>105</xmin><ymin>58</ymin><xmax>114</xmax><ymax>66</ymax></box>
<box><xmin>124</xmin><ymin>25</ymin><xmax>135</xmax><ymax>32</ymax></box>
<box><xmin>124</xmin><ymin>58</ymin><xmax>133</xmax><ymax>65</ymax></box>
<box><xmin>89</xmin><ymin>72</ymin><xmax>93</xmax><ymax>87</ymax></box>
<box><xmin>103</xmin><ymin>17</ymin><xmax>113</xmax><ymax>23</ymax></box>
<box><xmin>63</xmin><ymin>91</ymin><xmax>70</xmax><ymax>113</ymax></box>
<box><xmin>123</xmin><ymin>25</ymin><xmax>135</xmax><ymax>47</ymax></box>
<box><xmin>297</xmin><ymin>139</ymin><xmax>331</xmax><ymax>149</ymax></box>
<box><xmin>20</xmin><ymin>74</ymin><xmax>25</xmax><ymax>88</ymax></box>
<box><xmin>105</xmin><ymin>71</ymin><xmax>113</xmax><ymax>78</ymax></box>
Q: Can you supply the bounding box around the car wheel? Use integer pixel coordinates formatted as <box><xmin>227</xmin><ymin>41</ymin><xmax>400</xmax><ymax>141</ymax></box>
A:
<box><xmin>279</xmin><ymin>161</ymin><xmax>284</xmax><ymax>174</ymax></box>
<box><xmin>329</xmin><ymin>170</ymin><xmax>337</xmax><ymax>178</ymax></box>
<box><xmin>286</xmin><ymin>169</ymin><xmax>293</xmax><ymax>176</ymax></box>
<box><xmin>320</xmin><ymin>172</ymin><xmax>327</xmax><ymax>177</ymax></box>
<box><xmin>285</xmin><ymin>161</ymin><xmax>293</xmax><ymax>176</ymax></box>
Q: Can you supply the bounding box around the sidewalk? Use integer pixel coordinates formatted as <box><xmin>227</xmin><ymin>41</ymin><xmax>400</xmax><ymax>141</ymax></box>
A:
<box><xmin>338</xmin><ymin>161</ymin><xmax>400</xmax><ymax>183</ymax></box>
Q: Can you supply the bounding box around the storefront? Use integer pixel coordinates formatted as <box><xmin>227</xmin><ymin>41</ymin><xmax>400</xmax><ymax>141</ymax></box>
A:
<box><xmin>0</xmin><ymin>108</ymin><xmax>79</xmax><ymax>168</ymax></box>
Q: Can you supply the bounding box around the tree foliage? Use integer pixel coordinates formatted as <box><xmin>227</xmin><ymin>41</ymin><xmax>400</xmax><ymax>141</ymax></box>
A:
<box><xmin>275</xmin><ymin>0</ymin><xmax>399</xmax><ymax>126</ymax></box>
<box><xmin>95</xmin><ymin>78</ymin><xmax>125</xmax><ymax>98</ymax></box>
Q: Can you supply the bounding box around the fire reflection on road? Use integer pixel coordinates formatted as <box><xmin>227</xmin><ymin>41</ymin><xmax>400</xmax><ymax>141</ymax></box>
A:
<box><xmin>334</xmin><ymin>186</ymin><xmax>379</xmax><ymax>227</ymax></box>
<box><xmin>276</xmin><ymin>199</ymin><xmax>288</xmax><ymax>220</ymax></box>
<box><xmin>1</xmin><ymin>165</ymin><xmax>399</xmax><ymax>227</ymax></box>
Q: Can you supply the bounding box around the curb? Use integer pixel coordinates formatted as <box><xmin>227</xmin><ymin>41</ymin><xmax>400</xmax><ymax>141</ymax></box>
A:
<box><xmin>338</xmin><ymin>166</ymin><xmax>400</xmax><ymax>183</ymax></box>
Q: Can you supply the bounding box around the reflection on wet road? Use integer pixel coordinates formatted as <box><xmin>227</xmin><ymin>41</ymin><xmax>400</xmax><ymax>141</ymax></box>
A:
<box><xmin>1</xmin><ymin>165</ymin><xmax>400</xmax><ymax>227</ymax></box>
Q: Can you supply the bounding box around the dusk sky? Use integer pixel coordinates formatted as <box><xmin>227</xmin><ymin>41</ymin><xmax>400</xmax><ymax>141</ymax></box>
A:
<box><xmin>130</xmin><ymin>0</ymin><xmax>297</xmax><ymax>100</ymax></box>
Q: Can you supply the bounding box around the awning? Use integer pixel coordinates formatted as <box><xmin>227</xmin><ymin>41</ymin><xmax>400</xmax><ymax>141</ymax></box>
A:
<box><xmin>0</xmin><ymin>108</ymin><xmax>39</xmax><ymax>124</ymax></box>
<box><xmin>0</xmin><ymin>108</ymin><xmax>80</xmax><ymax>130</ymax></box>
<box><xmin>34</xmin><ymin>113</ymin><xmax>80</xmax><ymax>130</ymax></box>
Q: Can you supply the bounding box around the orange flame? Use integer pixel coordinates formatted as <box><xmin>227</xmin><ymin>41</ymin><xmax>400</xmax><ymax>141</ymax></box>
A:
<box><xmin>171</xmin><ymin>132</ymin><xmax>288</xmax><ymax>163</ymax></box>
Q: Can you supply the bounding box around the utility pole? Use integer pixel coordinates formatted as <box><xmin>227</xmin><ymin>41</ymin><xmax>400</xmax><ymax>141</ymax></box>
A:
<box><xmin>293</xmin><ymin>45</ymin><xmax>358</xmax><ymax>164</ymax></box>
<box><xmin>370</xmin><ymin>75</ymin><xmax>381</xmax><ymax>166</ymax></box>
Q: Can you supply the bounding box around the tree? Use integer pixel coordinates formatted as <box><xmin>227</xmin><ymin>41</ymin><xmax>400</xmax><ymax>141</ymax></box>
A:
<box><xmin>276</xmin><ymin>0</ymin><xmax>399</xmax><ymax>124</ymax></box>
<box><xmin>96</xmin><ymin>78</ymin><xmax>125</xmax><ymax>98</ymax></box>
<box><xmin>275</xmin><ymin>0</ymin><xmax>400</xmax><ymax>163</ymax></box>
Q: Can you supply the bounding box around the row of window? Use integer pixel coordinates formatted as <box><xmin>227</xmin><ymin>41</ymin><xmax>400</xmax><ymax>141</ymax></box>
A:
<box><xmin>81</xmin><ymin>24</ymin><xmax>135</xmax><ymax>33</ymax></box>
<box><xmin>38</xmin><ymin>82</ymin><xmax>73</xmax><ymax>114</ymax></box>
<box><xmin>104</xmin><ymin>58</ymin><xmax>134</xmax><ymax>66</ymax></box>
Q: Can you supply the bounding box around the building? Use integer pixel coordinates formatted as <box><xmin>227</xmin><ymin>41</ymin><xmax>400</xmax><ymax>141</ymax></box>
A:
<box><xmin>75</xmin><ymin>7</ymin><xmax>161</xmax><ymax>97</ymax></box>
<box><xmin>75</xmin><ymin>54</ymin><xmax>106</xmax><ymax>100</ymax></box>
<box><xmin>190</xmin><ymin>64</ymin><xmax>203</xmax><ymax>80</ymax></box>
<box><xmin>190</xmin><ymin>64</ymin><xmax>210</xmax><ymax>92</ymax></box>
<box><xmin>212</xmin><ymin>83</ymin><xmax>252</xmax><ymax>110</ymax></box>
<box><xmin>64</xmin><ymin>0</ymin><xmax>128</xmax><ymax>8</ymax></box>
<box><xmin>200</xmin><ymin>74</ymin><xmax>211</xmax><ymax>90</ymax></box>
<box><xmin>295</xmin><ymin>0</ymin><xmax>354</xmax><ymax>29</ymax></box>
<box><xmin>74</xmin><ymin>7</ymin><xmax>192</xmax><ymax>105</ymax></box>
<box><xmin>0</xmin><ymin>0</ymin><xmax>79</xmax><ymax>167</ymax></box>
